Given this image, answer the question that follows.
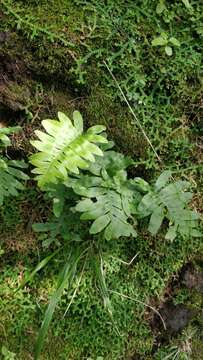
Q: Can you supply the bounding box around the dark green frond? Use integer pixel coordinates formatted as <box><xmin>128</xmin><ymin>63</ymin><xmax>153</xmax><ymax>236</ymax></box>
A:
<box><xmin>138</xmin><ymin>171</ymin><xmax>201</xmax><ymax>240</ymax></box>
<box><xmin>0</xmin><ymin>158</ymin><xmax>29</xmax><ymax>206</ymax></box>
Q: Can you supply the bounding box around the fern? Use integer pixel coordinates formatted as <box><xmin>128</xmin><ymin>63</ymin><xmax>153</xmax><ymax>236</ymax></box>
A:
<box><xmin>30</xmin><ymin>111</ymin><xmax>107</xmax><ymax>187</ymax></box>
<box><xmin>138</xmin><ymin>171</ymin><xmax>201</xmax><ymax>240</ymax></box>
<box><xmin>76</xmin><ymin>190</ymin><xmax>137</xmax><ymax>240</ymax></box>
<box><xmin>66</xmin><ymin>151</ymin><xmax>140</xmax><ymax>240</ymax></box>
<box><xmin>0</xmin><ymin>126</ymin><xmax>21</xmax><ymax>147</ymax></box>
<box><xmin>32</xmin><ymin>179</ymin><xmax>92</xmax><ymax>248</ymax></box>
<box><xmin>0</xmin><ymin>125</ymin><xmax>28</xmax><ymax>205</ymax></box>
<box><xmin>27</xmin><ymin>111</ymin><xmax>201</xmax><ymax>359</ymax></box>
<box><xmin>0</xmin><ymin>159</ymin><xmax>29</xmax><ymax>205</ymax></box>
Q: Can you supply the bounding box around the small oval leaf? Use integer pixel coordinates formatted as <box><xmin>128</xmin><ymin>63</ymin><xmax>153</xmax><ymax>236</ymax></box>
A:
<box><xmin>165</xmin><ymin>46</ymin><xmax>173</xmax><ymax>56</ymax></box>
<box><xmin>152</xmin><ymin>36</ymin><xmax>168</xmax><ymax>46</ymax></box>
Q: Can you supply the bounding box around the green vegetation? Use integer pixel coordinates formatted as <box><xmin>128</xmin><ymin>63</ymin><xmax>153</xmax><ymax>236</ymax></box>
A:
<box><xmin>0</xmin><ymin>126</ymin><xmax>28</xmax><ymax>205</ymax></box>
<box><xmin>0</xmin><ymin>0</ymin><xmax>202</xmax><ymax>359</ymax></box>
<box><xmin>27</xmin><ymin>110</ymin><xmax>200</xmax><ymax>358</ymax></box>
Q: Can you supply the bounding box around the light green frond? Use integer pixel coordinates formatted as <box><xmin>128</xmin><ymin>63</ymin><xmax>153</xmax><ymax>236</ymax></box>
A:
<box><xmin>30</xmin><ymin>111</ymin><xmax>107</xmax><ymax>187</ymax></box>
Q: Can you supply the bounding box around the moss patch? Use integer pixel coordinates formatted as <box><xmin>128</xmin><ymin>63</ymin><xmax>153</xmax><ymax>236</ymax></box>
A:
<box><xmin>0</xmin><ymin>0</ymin><xmax>202</xmax><ymax>359</ymax></box>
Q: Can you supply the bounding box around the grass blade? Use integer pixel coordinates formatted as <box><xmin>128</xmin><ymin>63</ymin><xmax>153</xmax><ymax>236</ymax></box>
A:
<box><xmin>35</xmin><ymin>247</ymin><xmax>83</xmax><ymax>360</ymax></box>
<box><xmin>92</xmin><ymin>249</ymin><xmax>121</xmax><ymax>335</ymax></box>
<box><xmin>93</xmin><ymin>250</ymin><xmax>113</xmax><ymax>316</ymax></box>
<box><xmin>17</xmin><ymin>249</ymin><xmax>60</xmax><ymax>290</ymax></box>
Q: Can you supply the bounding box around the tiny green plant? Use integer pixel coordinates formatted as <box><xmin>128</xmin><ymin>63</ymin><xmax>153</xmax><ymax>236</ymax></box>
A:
<box><xmin>27</xmin><ymin>110</ymin><xmax>201</xmax><ymax>359</ymax></box>
<box><xmin>156</xmin><ymin>0</ymin><xmax>193</xmax><ymax>14</ymax></box>
<box><xmin>0</xmin><ymin>126</ymin><xmax>29</xmax><ymax>206</ymax></box>
<box><xmin>1</xmin><ymin>345</ymin><xmax>16</xmax><ymax>360</ymax></box>
<box><xmin>151</xmin><ymin>32</ymin><xmax>181</xmax><ymax>56</ymax></box>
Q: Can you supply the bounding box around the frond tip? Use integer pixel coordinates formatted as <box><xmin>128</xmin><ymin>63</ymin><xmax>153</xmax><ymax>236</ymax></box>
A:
<box><xmin>30</xmin><ymin>111</ymin><xmax>107</xmax><ymax>187</ymax></box>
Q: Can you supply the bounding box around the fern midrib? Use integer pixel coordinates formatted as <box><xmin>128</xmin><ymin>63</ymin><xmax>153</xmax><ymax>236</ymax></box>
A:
<box><xmin>40</xmin><ymin>130</ymin><xmax>84</xmax><ymax>182</ymax></box>
<box><xmin>101</xmin><ymin>190</ymin><xmax>128</xmax><ymax>222</ymax></box>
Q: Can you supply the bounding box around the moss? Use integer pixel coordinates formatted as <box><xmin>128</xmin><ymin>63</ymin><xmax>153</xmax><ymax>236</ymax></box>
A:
<box><xmin>84</xmin><ymin>85</ymin><xmax>147</xmax><ymax>159</ymax></box>
<box><xmin>1</xmin><ymin>0</ymin><xmax>202</xmax><ymax>167</ymax></box>
<box><xmin>0</xmin><ymin>82</ymin><xmax>32</xmax><ymax>111</ymax></box>
<box><xmin>192</xmin><ymin>338</ymin><xmax>203</xmax><ymax>359</ymax></box>
<box><xmin>0</xmin><ymin>0</ymin><xmax>202</xmax><ymax>359</ymax></box>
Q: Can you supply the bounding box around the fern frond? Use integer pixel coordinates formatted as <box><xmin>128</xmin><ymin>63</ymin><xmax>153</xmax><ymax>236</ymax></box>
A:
<box><xmin>138</xmin><ymin>171</ymin><xmax>201</xmax><ymax>240</ymax></box>
<box><xmin>0</xmin><ymin>158</ymin><xmax>28</xmax><ymax>205</ymax></box>
<box><xmin>67</xmin><ymin>152</ymin><xmax>140</xmax><ymax>240</ymax></box>
<box><xmin>76</xmin><ymin>190</ymin><xmax>137</xmax><ymax>240</ymax></box>
<box><xmin>30</xmin><ymin>111</ymin><xmax>107</xmax><ymax>187</ymax></box>
<box><xmin>0</xmin><ymin>126</ymin><xmax>21</xmax><ymax>147</ymax></box>
<box><xmin>88</xmin><ymin>150</ymin><xmax>134</xmax><ymax>176</ymax></box>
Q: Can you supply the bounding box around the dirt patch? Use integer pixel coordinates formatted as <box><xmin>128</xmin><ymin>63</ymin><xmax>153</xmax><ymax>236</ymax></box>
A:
<box><xmin>0</xmin><ymin>50</ymin><xmax>28</xmax><ymax>85</ymax></box>
<box><xmin>146</xmin><ymin>260</ymin><xmax>203</xmax><ymax>358</ymax></box>
<box><xmin>152</xmin><ymin>302</ymin><xmax>193</xmax><ymax>334</ymax></box>
<box><xmin>181</xmin><ymin>263</ymin><xmax>203</xmax><ymax>293</ymax></box>
<box><xmin>2</xmin><ymin>225</ymin><xmax>37</xmax><ymax>254</ymax></box>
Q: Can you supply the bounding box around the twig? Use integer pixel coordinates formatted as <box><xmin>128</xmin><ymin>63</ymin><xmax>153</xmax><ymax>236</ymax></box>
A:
<box><xmin>109</xmin><ymin>252</ymin><xmax>139</xmax><ymax>266</ymax></box>
<box><xmin>103</xmin><ymin>60</ymin><xmax>163</xmax><ymax>164</ymax></box>
<box><xmin>109</xmin><ymin>289</ymin><xmax>166</xmax><ymax>330</ymax></box>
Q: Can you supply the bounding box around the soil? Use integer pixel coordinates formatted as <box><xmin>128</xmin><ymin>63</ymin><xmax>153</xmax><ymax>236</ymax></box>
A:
<box><xmin>153</xmin><ymin>302</ymin><xmax>193</xmax><ymax>334</ymax></box>
<box><xmin>181</xmin><ymin>262</ymin><xmax>203</xmax><ymax>293</ymax></box>
<box><xmin>147</xmin><ymin>261</ymin><xmax>203</xmax><ymax>358</ymax></box>
<box><xmin>0</xmin><ymin>49</ymin><xmax>31</xmax><ymax>125</ymax></box>
<box><xmin>127</xmin><ymin>261</ymin><xmax>203</xmax><ymax>360</ymax></box>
